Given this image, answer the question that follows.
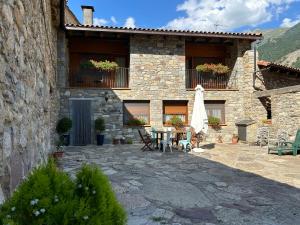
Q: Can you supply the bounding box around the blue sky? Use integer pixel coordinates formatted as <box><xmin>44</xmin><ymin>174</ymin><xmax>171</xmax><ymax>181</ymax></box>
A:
<box><xmin>68</xmin><ymin>0</ymin><xmax>300</xmax><ymax>32</ymax></box>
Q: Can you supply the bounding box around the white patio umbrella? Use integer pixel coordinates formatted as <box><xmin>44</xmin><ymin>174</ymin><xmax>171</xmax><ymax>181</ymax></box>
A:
<box><xmin>191</xmin><ymin>85</ymin><xmax>208</xmax><ymax>152</ymax></box>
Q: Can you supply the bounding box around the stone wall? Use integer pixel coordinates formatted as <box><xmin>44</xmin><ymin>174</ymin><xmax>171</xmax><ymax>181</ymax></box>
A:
<box><xmin>60</xmin><ymin>35</ymin><xmax>259</xmax><ymax>144</ymax></box>
<box><xmin>272</xmin><ymin>91</ymin><xmax>300</xmax><ymax>136</ymax></box>
<box><xmin>0</xmin><ymin>0</ymin><xmax>61</xmax><ymax>199</ymax></box>
<box><xmin>255</xmin><ymin>70</ymin><xmax>300</xmax><ymax>90</ymax></box>
<box><xmin>253</xmin><ymin>61</ymin><xmax>300</xmax><ymax>138</ymax></box>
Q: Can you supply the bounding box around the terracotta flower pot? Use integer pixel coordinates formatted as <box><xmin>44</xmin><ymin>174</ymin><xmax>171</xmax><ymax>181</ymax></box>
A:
<box><xmin>52</xmin><ymin>151</ymin><xmax>64</xmax><ymax>158</ymax></box>
<box><xmin>113</xmin><ymin>138</ymin><xmax>120</xmax><ymax>145</ymax></box>
<box><xmin>232</xmin><ymin>137</ymin><xmax>239</xmax><ymax>144</ymax></box>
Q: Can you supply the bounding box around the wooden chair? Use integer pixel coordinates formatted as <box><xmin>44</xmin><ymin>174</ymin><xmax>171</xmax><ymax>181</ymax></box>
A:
<box><xmin>276</xmin><ymin>129</ymin><xmax>300</xmax><ymax>156</ymax></box>
<box><xmin>138</xmin><ymin>130</ymin><xmax>154</xmax><ymax>151</ymax></box>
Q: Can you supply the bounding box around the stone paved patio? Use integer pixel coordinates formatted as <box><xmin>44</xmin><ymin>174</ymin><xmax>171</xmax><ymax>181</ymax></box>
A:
<box><xmin>61</xmin><ymin>143</ymin><xmax>300</xmax><ymax>225</ymax></box>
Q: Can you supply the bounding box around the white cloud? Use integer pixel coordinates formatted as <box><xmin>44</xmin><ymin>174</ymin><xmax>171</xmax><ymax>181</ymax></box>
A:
<box><xmin>165</xmin><ymin>0</ymin><xmax>300</xmax><ymax>31</ymax></box>
<box><xmin>111</xmin><ymin>16</ymin><xmax>117</xmax><ymax>24</ymax></box>
<box><xmin>280</xmin><ymin>17</ymin><xmax>300</xmax><ymax>27</ymax></box>
<box><xmin>93</xmin><ymin>18</ymin><xmax>108</xmax><ymax>26</ymax></box>
<box><xmin>124</xmin><ymin>17</ymin><xmax>136</xmax><ymax>28</ymax></box>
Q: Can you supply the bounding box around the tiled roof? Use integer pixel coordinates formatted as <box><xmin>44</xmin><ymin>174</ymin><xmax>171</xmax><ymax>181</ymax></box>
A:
<box><xmin>258</xmin><ymin>60</ymin><xmax>300</xmax><ymax>75</ymax></box>
<box><xmin>65</xmin><ymin>24</ymin><xmax>262</xmax><ymax>40</ymax></box>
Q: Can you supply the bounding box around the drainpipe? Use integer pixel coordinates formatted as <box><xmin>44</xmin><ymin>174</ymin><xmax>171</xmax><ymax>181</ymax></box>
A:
<box><xmin>252</xmin><ymin>39</ymin><xmax>262</xmax><ymax>90</ymax></box>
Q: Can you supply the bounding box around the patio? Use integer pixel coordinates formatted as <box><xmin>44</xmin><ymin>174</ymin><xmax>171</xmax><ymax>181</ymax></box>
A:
<box><xmin>61</xmin><ymin>144</ymin><xmax>300</xmax><ymax>225</ymax></box>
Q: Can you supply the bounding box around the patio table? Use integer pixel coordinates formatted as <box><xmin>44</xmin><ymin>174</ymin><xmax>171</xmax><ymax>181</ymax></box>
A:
<box><xmin>153</xmin><ymin>130</ymin><xmax>186</xmax><ymax>149</ymax></box>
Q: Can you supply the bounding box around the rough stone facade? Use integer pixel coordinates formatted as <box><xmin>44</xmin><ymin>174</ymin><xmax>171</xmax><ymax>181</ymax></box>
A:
<box><xmin>254</xmin><ymin>69</ymin><xmax>300</xmax><ymax>138</ymax></box>
<box><xmin>0</xmin><ymin>0</ymin><xmax>61</xmax><ymax>198</ymax></box>
<box><xmin>272</xmin><ymin>92</ymin><xmax>300</xmax><ymax>136</ymax></box>
<box><xmin>60</xmin><ymin>35</ymin><xmax>261</xmax><ymax>144</ymax></box>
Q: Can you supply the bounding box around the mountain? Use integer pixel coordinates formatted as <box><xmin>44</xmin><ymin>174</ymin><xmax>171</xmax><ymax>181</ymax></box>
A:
<box><xmin>257</xmin><ymin>23</ymin><xmax>300</xmax><ymax>68</ymax></box>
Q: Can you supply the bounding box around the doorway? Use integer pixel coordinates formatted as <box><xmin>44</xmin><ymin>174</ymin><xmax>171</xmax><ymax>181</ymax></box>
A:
<box><xmin>71</xmin><ymin>100</ymin><xmax>92</xmax><ymax>146</ymax></box>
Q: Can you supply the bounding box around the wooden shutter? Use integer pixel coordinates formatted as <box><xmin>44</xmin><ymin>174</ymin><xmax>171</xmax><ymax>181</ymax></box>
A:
<box><xmin>124</xmin><ymin>102</ymin><xmax>149</xmax><ymax>115</ymax></box>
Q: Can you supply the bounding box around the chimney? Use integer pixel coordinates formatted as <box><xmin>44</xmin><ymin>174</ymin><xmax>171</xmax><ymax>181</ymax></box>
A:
<box><xmin>81</xmin><ymin>5</ymin><xmax>94</xmax><ymax>25</ymax></box>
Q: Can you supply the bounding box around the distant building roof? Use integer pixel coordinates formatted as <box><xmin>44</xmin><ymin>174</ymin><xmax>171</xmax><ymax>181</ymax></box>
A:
<box><xmin>65</xmin><ymin>23</ymin><xmax>262</xmax><ymax>40</ymax></box>
<box><xmin>258</xmin><ymin>60</ymin><xmax>300</xmax><ymax>75</ymax></box>
<box><xmin>65</xmin><ymin>6</ymin><xmax>80</xmax><ymax>25</ymax></box>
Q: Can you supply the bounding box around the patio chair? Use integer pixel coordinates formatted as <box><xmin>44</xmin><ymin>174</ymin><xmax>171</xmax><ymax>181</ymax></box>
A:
<box><xmin>178</xmin><ymin>130</ymin><xmax>192</xmax><ymax>153</ymax></box>
<box><xmin>268</xmin><ymin>130</ymin><xmax>288</xmax><ymax>154</ymax></box>
<box><xmin>150</xmin><ymin>127</ymin><xmax>157</xmax><ymax>145</ymax></box>
<box><xmin>276</xmin><ymin>129</ymin><xmax>300</xmax><ymax>156</ymax></box>
<box><xmin>138</xmin><ymin>130</ymin><xmax>154</xmax><ymax>151</ymax></box>
<box><xmin>161</xmin><ymin>130</ymin><xmax>173</xmax><ymax>153</ymax></box>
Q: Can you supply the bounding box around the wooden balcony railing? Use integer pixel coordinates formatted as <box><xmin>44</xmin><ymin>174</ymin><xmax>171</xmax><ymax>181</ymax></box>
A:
<box><xmin>186</xmin><ymin>69</ymin><xmax>237</xmax><ymax>89</ymax></box>
<box><xmin>69</xmin><ymin>67</ymin><xmax>129</xmax><ymax>88</ymax></box>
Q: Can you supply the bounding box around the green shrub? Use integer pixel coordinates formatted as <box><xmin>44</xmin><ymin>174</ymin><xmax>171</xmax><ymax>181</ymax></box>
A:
<box><xmin>126</xmin><ymin>118</ymin><xmax>146</xmax><ymax>126</ymax></box>
<box><xmin>95</xmin><ymin>117</ymin><xmax>105</xmax><ymax>133</ymax></box>
<box><xmin>56</xmin><ymin>117</ymin><xmax>72</xmax><ymax>134</ymax></box>
<box><xmin>208</xmin><ymin>116</ymin><xmax>220</xmax><ymax>126</ymax></box>
<box><xmin>73</xmin><ymin>165</ymin><xmax>127</xmax><ymax>225</ymax></box>
<box><xmin>80</xmin><ymin>60</ymin><xmax>94</xmax><ymax>69</ymax></box>
<box><xmin>167</xmin><ymin>116</ymin><xmax>184</xmax><ymax>129</ymax></box>
<box><xmin>196</xmin><ymin>63</ymin><xmax>230</xmax><ymax>74</ymax></box>
<box><xmin>0</xmin><ymin>159</ymin><xmax>76</xmax><ymax>225</ymax></box>
<box><xmin>0</xmin><ymin>162</ymin><xmax>127</xmax><ymax>225</ymax></box>
<box><xmin>126</xmin><ymin>138</ymin><xmax>133</xmax><ymax>144</ymax></box>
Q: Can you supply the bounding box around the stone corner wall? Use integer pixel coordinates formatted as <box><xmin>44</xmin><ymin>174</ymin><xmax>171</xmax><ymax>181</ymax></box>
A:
<box><xmin>0</xmin><ymin>0</ymin><xmax>61</xmax><ymax>200</ymax></box>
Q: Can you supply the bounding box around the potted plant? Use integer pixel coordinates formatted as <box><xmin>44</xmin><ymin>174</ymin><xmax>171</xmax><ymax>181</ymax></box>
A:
<box><xmin>56</xmin><ymin>117</ymin><xmax>72</xmax><ymax>146</ymax></box>
<box><xmin>120</xmin><ymin>137</ymin><xmax>126</xmax><ymax>144</ymax></box>
<box><xmin>126</xmin><ymin>138</ymin><xmax>133</xmax><ymax>144</ymax></box>
<box><xmin>262</xmin><ymin>119</ymin><xmax>272</xmax><ymax>125</ymax></box>
<box><xmin>112</xmin><ymin>136</ymin><xmax>120</xmax><ymax>145</ymax></box>
<box><xmin>126</xmin><ymin>118</ymin><xmax>146</xmax><ymax>126</ymax></box>
<box><xmin>196</xmin><ymin>63</ymin><xmax>230</xmax><ymax>75</ymax></box>
<box><xmin>95</xmin><ymin>117</ymin><xmax>105</xmax><ymax>145</ymax></box>
<box><xmin>53</xmin><ymin>139</ymin><xmax>64</xmax><ymax>158</ymax></box>
<box><xmin>81</xmin><ymin>60</ymin><xmax>118</xmax><ymax>71</ymax></box>
<box><xmin>208</xmin><ymin>116</ymin><xmax>221</xmax><ymax>130</ymax></box>
<box><xmin>232</xmin><ymin>134</ymin><xmax>239</xmax><ymax>144</ymax></box>
<box><xmin>168</xmin><ymin>116</ymin><xmax>184</xmax><ymax>130</ymax></box>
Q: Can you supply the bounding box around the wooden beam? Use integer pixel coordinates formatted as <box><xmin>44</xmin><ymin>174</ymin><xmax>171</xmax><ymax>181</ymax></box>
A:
<box><xmin>255</xmin><ymin>85</ymin><xmax>300</xmax><ymax>98</ymax></box>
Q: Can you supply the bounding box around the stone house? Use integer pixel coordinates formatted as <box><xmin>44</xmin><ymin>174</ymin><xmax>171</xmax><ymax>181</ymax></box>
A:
<box><xmin>255</xmin><ymin>61</ymin><xmax>300</xmax><ymax>137</ymax></box>
<box><xmin>1</xmin><ymin>1</ymin><xmax>299</xmax><ymax>200</ymax></box>
<box><xmin>58</xmin><ymin>6</ymin><xmax>264</xmax><ymax>145</ymax></box>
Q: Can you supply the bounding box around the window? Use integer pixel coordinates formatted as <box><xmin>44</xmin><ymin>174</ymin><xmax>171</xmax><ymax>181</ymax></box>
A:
<box><xmin>163</xmin><ymin>101</ymin><xmax>188</xmax><ymax>125</ymax></box>
<box><xmin>205</xmin><ymin>100</ymin><xmax>225</xmax><ymax>124</ymax></box>
<box><xmin>123</xmin><ymin>101</ymin><xmax>150</xmax><ymax>125</ymax></box>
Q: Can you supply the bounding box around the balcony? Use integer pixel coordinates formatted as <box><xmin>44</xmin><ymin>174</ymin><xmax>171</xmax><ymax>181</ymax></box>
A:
<box><xmin>69</xmin><ymin>67</ymin><xmax>129</xmax><ymax>89</ymax></box>
<box><xmin>186</xmin><ymin>69</ymin><xmax>237</xmax><ymax>90</ymax></box>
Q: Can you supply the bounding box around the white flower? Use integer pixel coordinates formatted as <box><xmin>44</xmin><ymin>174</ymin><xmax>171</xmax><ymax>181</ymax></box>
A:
<box><xmin>54</xmin><ymin>198</ymin><xmax>59</xmax><ymax>203</ymax></box>
<box><xmin>30</xmin><ymin>199</ymin><xmax>39</xmax><ymax>205</ymax></box>
<box><xmin>78</xmin><ymin>184</ymin><xmax>82</xmax><ymax>188</ymax></box>
<box><xmin>83</xmin><ymin>215</ymin><xmax>89</xmax><ymax>220</ymax></box>
<box><xmin>6</xmin><ymin>214</ymin><xmax>11</xmax><ymax>218</ymax></box>
<box><xmin>11</xmin><ymin>207</ymin><xmax>16</xmax><ymax>212</ymax></box>
<box><xmin>92</xmin><ymin>190</ymin><xmax>96</xmax><ymax>194</ymax></box>
<box><xmin>40</xmin><ymin>208</ymin><xmax>46</xmax><ymax>213</ymax></box>
<box><xmin>30</xmin><ymin>200</ymin><xmax>36</xmax><ymax>206</ymax></box>
<box><xmin>33</xmin><ymin>210</ymin><xmax>40</xmax><ymax>216</ymax></box>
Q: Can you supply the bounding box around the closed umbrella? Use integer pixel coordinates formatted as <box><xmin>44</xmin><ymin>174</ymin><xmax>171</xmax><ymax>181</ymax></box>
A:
<box><xmin>191</xmin><ymin>85</ymin><xmax>208</xmax><ymax>151</ymax></box>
